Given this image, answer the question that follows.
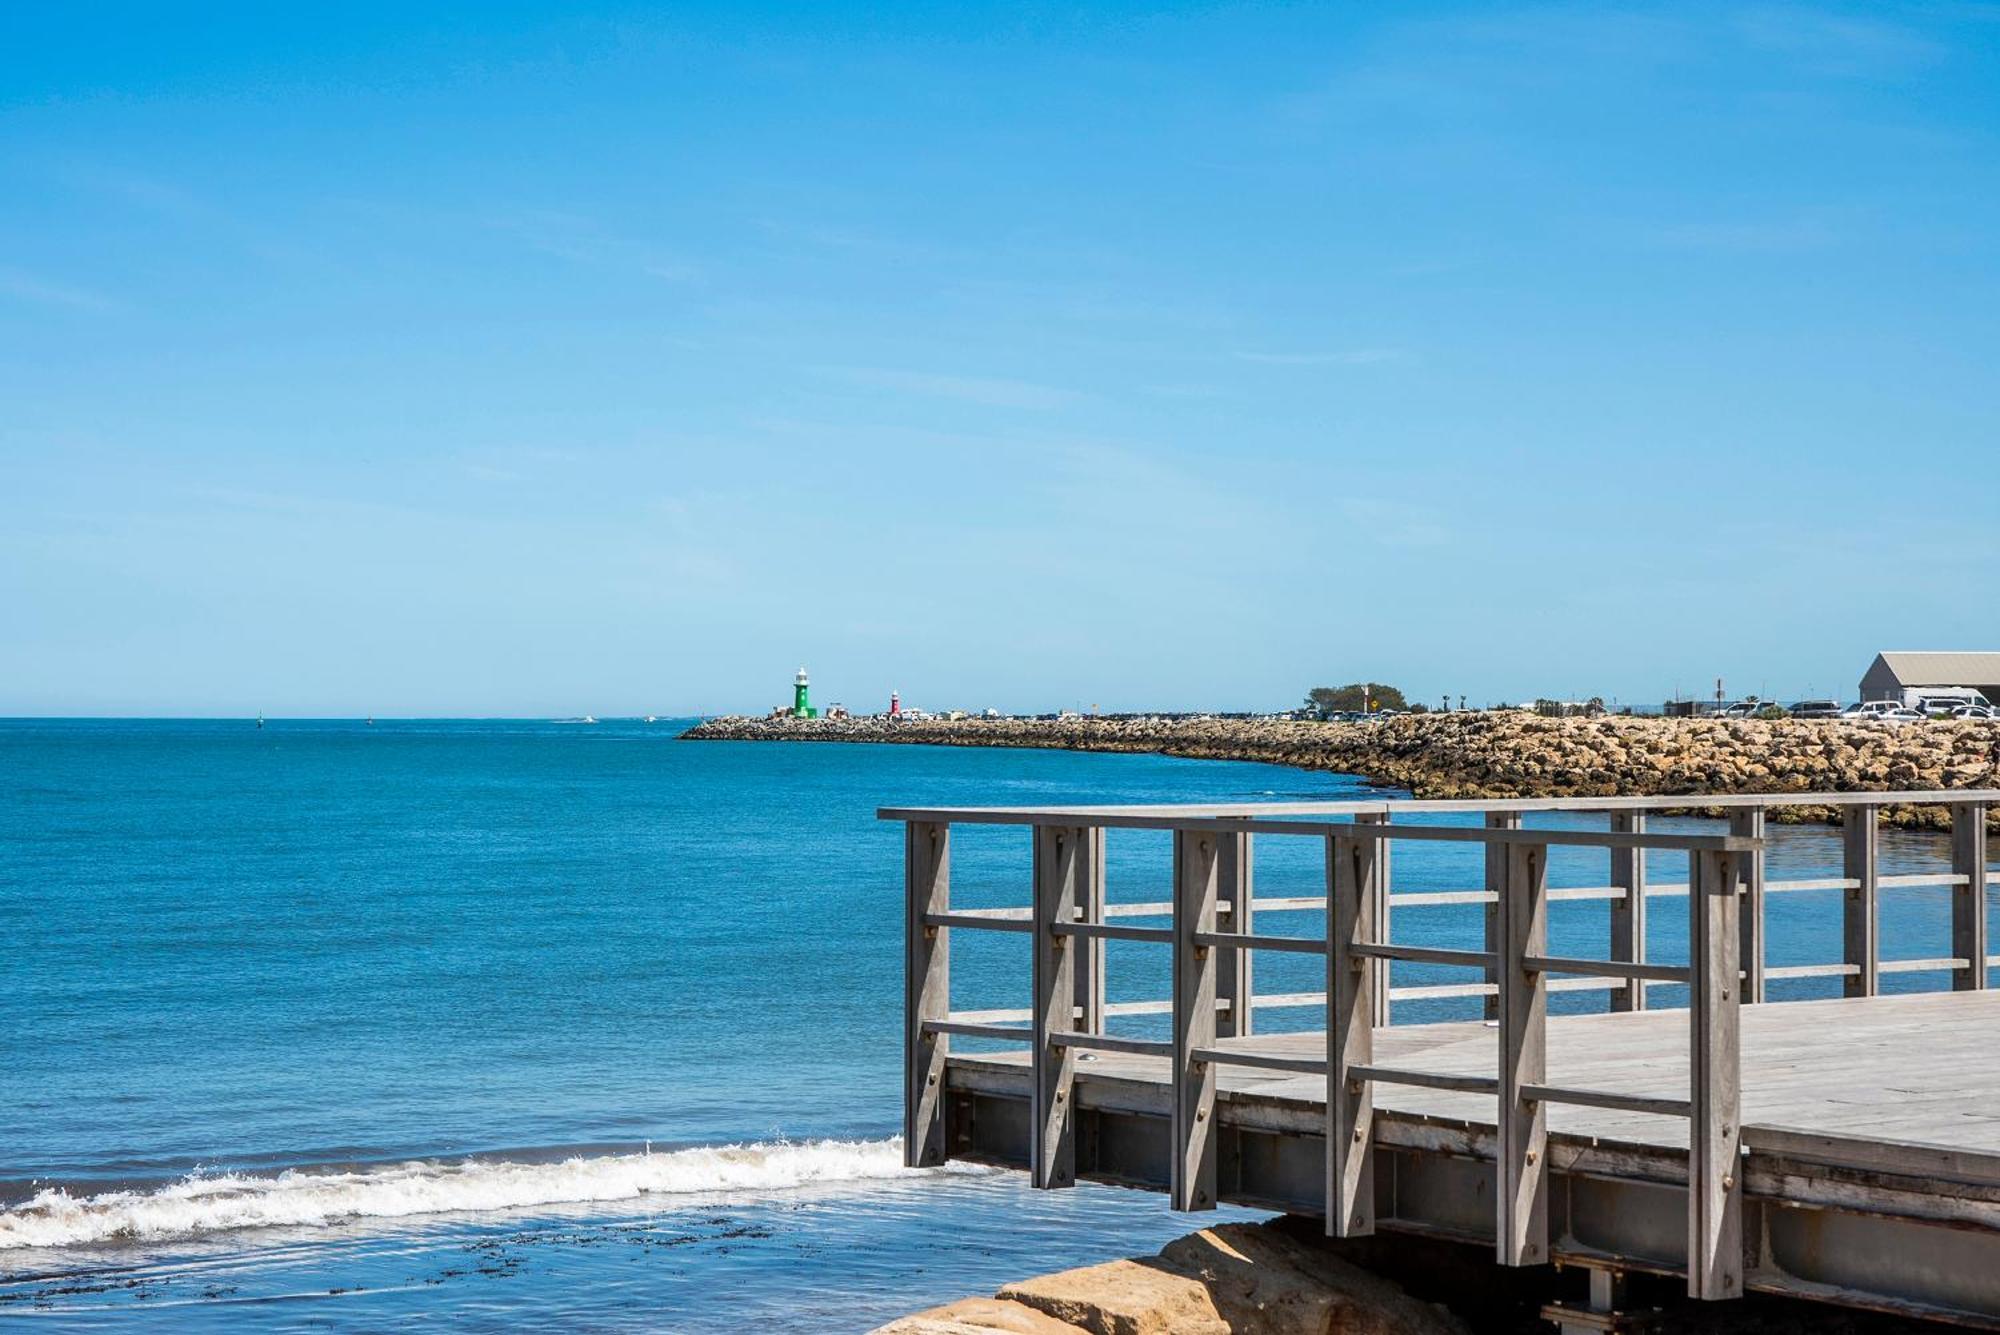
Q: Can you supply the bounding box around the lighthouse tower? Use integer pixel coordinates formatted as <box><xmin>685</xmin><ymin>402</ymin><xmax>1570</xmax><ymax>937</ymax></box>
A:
<box><xmin>793</xmin><ymin>667</ymin><xmax>816</xmax><ymax>718</ymax></box>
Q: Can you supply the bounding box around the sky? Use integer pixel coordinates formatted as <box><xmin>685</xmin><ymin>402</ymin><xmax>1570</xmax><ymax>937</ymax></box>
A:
<box><xmin>3</xmin><ymin>3</ymin><xmax>1998</xmax><ymax>717</ymax></box>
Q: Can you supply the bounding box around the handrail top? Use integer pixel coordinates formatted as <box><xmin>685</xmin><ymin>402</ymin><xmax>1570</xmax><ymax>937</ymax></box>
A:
<box><xmin>880</xmin><ymin>788</ymin><xmax>2000</xmax><ymax>827</ymax></box>
<box><xmin>882</xmin><ymin>800</ymin><xmax>1393</xmax><ymax>824</ymax></box>
<box><xmin>887</xmin><ymin>811</ymin><xmax>1759</xmax><ymax>852</ymax></box>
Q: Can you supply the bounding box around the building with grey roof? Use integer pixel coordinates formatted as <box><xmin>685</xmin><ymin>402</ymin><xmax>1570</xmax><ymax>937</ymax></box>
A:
<box><xmin>1859</xmin><ymin>652</ymin><xmax>2000</xmax><ymax>703</ymax></box>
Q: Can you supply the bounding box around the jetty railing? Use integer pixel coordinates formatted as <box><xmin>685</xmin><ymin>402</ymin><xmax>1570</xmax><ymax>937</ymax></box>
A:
<box><xmin>886</xmin><ymin>789</ymin><xmax>2000</xmax><ymax>1303</ymax></box>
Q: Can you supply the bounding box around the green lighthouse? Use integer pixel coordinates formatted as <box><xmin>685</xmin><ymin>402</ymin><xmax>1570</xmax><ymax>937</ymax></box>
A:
<box><xmin>793</xmin><ymin>666</ymin><xmax>817</xmax><ymax>718</ymax></box>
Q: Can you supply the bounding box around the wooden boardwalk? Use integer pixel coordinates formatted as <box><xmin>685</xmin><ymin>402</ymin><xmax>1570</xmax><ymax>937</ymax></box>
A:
<box><xmin>888</xmin><ymin>792</ymin><xmax>2000</xmax><ymax>1328</ymax></box>
<box><xmin>951</xmin><ymin>990</ymin><xmax>2000</xmax><ymax>1158</ymax></box>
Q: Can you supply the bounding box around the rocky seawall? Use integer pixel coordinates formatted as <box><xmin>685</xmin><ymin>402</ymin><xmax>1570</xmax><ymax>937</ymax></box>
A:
<box><xmin>683</xmin><ymin>712</ymin><xmax>2000</xmax><ymax>829</ymax></box>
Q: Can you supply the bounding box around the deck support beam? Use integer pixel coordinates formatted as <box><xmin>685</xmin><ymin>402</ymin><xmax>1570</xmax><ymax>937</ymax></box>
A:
<box><xmin>1609</xmin><ymin>812</ymin><xmax>1647</xmax><ymax>1012</ymax></box>
<box><xmin>1171</xmin><ymin>829</ymin><xmax>1220</xmax><ymax>1211</ymax></box>
<box><xmin>1484</xmin><ymin>811</ymin><xmax>1523</xmax><ymax>1021</ymax></box>
<box><xmin>1952</xmin><ymin>803</ymin><xmax>1988</xmax><ymax>992</ymax></box>
<box><xmin>1497</xmin><ymin>839</ymin><xmax>1549</xmax><ymax>1267</ymax></box>
<box><xmin>1031</xmin><ymin>824</ymin><xmax>1082</xmax><ymax>1189</ymax></box>
<box><xmin>1843</xmin><ymin>805</ymin><xmax>1880</xmax><ymax>998</ymax></box>
<box><xmin>1358</xmin><ymin>811</ymin><xmax>1391</xmax><ymax>1027</ymax></box>
<box><xmin>1326</xmin><ymin>833</ymin><xmax>1377</xmax><ymax>1236</ymax></box>
<box><xmin>1072</xmin><ymin>826</ymin><xmax>1108</xmax><ymax>1031</ymax></box>
<box><xmin>1689</xmin><ymin>849</ymin><xmax>1745</xmax><ymax>1299</ymax></box>
<box><xmin>1731</xmin><ymin>807</ymin><xmax>1766</xmax><ymax>1004</ymax></box>
<box><xmin>904</xmin><ymin>820</ymin><xmax>951</xmax><ymax>1168</ymax></box>
<box><xmin>1217</xmin><ymin>827</ymin><xmax>1254</xmax><ymax>1037</ymax></box>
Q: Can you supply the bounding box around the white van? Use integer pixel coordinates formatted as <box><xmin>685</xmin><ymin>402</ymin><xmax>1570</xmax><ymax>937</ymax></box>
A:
<box><xmin>1902</xmin><ymin>686</ymin><xmax>1991</xmax><ymax>713</ymax></box>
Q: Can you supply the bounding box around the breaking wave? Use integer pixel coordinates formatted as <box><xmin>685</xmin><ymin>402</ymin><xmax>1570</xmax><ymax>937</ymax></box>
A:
<box><xmin>1</xmin><ymin>1138</ymin><xmax>923</xmax><ymax>1251</ymax></box>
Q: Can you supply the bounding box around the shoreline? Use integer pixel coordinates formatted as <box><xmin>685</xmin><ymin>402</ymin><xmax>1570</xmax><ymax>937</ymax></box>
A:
<box><xmin>683</xmin><ymin>712</ymin><xmax>2000</xmax><ymax>829</ymax></box>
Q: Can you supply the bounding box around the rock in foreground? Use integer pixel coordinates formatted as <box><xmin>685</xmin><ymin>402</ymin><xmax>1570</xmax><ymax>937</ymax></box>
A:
<box><xmin>872</xmin><ymin>1221</ymin><xmax>1467</xmax><ymax>1335</ymax></box>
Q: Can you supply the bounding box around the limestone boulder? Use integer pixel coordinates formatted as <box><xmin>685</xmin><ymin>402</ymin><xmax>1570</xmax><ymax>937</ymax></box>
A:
<box><xmin>994</xmin><ymin>1222</ymin><xmax>1465</xmax><ymax>1335</ymax></box>
<box><xmin>1158</xmin><ymin>1225</ymin><xmax>1466</xmax><ymax>1335</ymax></box>
<box><xmin>998</xmin><ymin>1256</ymin><xmax>1229</xmax><ymax>1335</ymax></box>
<box><xmin>871</xmin><ymin>1296</ymin><xmax>1088</xmax><ymax>1334</ymax></box>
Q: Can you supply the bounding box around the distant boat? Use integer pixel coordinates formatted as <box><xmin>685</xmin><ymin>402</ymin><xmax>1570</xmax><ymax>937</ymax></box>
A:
<box><xmin>366</xmin><ymin>716</ymin><xmax>375</xmax><ymax>727</ymax></box>
<box><xmin>644</xmin><ymin>715</ymin><xmax>657</xmax><ymax>724</ymax></box>
<box><xmin>582</xmin><ymin>715</ymin><xmax>598</xmax><ymax>725</ymax></box>
<box><xmin>256</xmin><ymin>712</ymin><xmax>264</xmax><ymax>730</ymax></box>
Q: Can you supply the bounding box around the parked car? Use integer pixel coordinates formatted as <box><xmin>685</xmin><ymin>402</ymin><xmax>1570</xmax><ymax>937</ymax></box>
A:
<box><xmin>1715</xmin><ymin>699</ymin><xmax>1767</xmax><ymax>718</ymax></box>
<box><xmin>1878</xmin><ymin>707</ymin><xmax>1927</xmax><ymax>725</ymax></box>
<box><xmin>1787</xmin><ymin>699</ymin><xmax>1842</xmax><ymax>719</ymax></box>
<box><xmin>1949</xmin><ymin>705</ymin><xmax>1997</xmax><ymax>720</ymax></box>
<box><xmin>1916</xmin><ymin>695</ymin><xmax>1988</xmax><ymax>718</ymax></box>
<box><xmin>1842</xmin><ymin>700</ymin><xmax>1905</xmax><ymax>720</ymax></box>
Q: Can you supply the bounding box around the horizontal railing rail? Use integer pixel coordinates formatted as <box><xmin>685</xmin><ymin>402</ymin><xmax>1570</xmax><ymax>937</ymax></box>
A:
<box><xmin>896</xmin><ymin>789</ymin><xmax>1998</xmax><ymax>1304</ymax></box>
<box><xmin>882</xmin><ymin>788</ymin><xmax>2000</xmax><ymax>825</ymax></box>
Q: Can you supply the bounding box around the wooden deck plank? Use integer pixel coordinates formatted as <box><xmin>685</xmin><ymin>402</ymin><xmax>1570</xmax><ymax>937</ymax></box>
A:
<box><xmin>954</xmin><ymin>991</ymin><xmax>2000</xmax><ymax>1157</ymax></box>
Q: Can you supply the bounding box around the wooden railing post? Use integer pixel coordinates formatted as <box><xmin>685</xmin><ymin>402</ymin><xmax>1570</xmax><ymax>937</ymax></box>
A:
<box><xmin>1843</xmin><ymin>804</ymin><xmax>1880</xmax><ymax>997</ymax></box>
<box><xmin>1171</xmin><ymin>828</ymin><xmax>1220</xmax><ymax>1211</ymax></box>
<box><xmin>1326</xmin><ymin>832</ymin><xmax>1377</xmax><ymax>1236</ymax></box>
<box><xmin>1031</xmin><ymin>825</ymin><xmax>1081</xmax><ymax>1189</ymax></box>
<box><xmin>905</xmin><ymin>820</ymin><xmax>951</xmax><ymax>1168</ymax></box>
<box><xmin>1217</xmin><ymin>827</ymin><xmax>1254</xmax><ymax>1038</ymax></box>
<box><xmin>1609</xmin><ymin>810</ymin><xmax>1648</xmax><ymax>1012</ymax></box>
<box><xmin>1952</xmin><ymin>803</ymin><xmax>1989</xmax><ymax>991</ymax></box>
<box><xmin>1484</xmin><ymin>811</ymin><xmax>1522</xmax><ymax>1020</ymax></box>
<box><xmin>1689</xmin><ymin>848</ymin><xmax>1744</xmax><ymax>1300</ymax></box>
<box><xmin>1497</xmin><ymin>838</ymin><xmax>1549</xmax><ymax>1267</ymax></box>
<box><xmin>1073</xmin><ymin>826</ymin><xmax>1108</xmax><ymax>1032</ymax></box>
<box><xmin>1730</xmin><ymin>807</ymin><xmax>1766</xmax><ymax>1004</ymax></box>
<box><xmin>1359</xmin><ymin>811</ymin><xmax>1391</xmax><ymax>1027</ymax></box>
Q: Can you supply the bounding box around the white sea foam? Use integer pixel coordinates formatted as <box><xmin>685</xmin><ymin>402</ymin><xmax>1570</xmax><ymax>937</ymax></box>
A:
<box><xmin>0</xmin><ymin>1138</ymin><xmax>923</xmax><ymax>1251</ymax></box>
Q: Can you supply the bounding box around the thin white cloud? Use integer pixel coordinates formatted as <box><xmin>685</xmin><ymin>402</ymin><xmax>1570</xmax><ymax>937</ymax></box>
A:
<box><xmin>1734</xmin><ymin>7</ymin><xmax>1944</xmax><ymax>76</ymax></box>
<box><xmin>1339</xmin><ymin>498</ymin><xmax>1450</xmax><ymax>549</ymax></box>
<box><xmin>0</xmin><ymin>266</ymin><xmax>120</xmax><ymax>312</ymax></box>
<box><xmin>1648</xmin><ymin>215</ymin><xmax>1842</xmax><ymax>253</ymax></box>
<box><xmin>64</xmin><ymin>167</ymin><xmax>321</xmax><ymax>267</ymax></box>
<box><xmin>1140</xmin><ymin>382</ymin><xmax>1225</xmax><ymax>400</ymax></box>
<box><xmin>1234</xmin><ymin>349</ymin><xmax>1404</xmax><ymax>367</ymax></box>
<box><xmin>819</xmin><ymin>366</ymin><xmax>1080</xmax><ymax>410</ymax></box>
<box><xmin>487</xmin><ymin>210</ymin><xmax>701</xmax><ymax>283</ymax></box>
<box><xmin>455</xmin><ymin>444</ymin><xmax>586</xmax><ymax>483</ymax></box>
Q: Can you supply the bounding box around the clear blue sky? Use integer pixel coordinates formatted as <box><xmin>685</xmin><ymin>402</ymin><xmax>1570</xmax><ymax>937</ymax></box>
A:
<box><xmin>4</xmin><ymin>3</ymin><xmax>1997</xmax><ymax>716</ymax></box>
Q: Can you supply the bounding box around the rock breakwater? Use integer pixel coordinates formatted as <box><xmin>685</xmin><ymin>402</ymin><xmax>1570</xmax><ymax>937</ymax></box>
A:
<box><xmin>683</xmin><ymin>712</ymin><xmax>2000</xmax><ymax>828</ymax></box>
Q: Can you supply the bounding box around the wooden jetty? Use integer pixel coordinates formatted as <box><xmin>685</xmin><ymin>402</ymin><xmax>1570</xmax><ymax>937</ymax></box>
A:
<box><xmin>886</xmin><ymin>791</ymin><xmax>2000</xmax><ymax>1329</ymax></box>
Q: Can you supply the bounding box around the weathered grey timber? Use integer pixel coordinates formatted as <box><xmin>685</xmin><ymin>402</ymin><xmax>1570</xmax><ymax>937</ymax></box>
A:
<box><xmin>891</xmin><ymin>789</ymin><xmax>2000</xmax><ymax>1327</ymax></box>
<box><xmin>1607</xmin><ymin>810</ymin><xmax>1645</xmax><ymax>1013</ymax></box>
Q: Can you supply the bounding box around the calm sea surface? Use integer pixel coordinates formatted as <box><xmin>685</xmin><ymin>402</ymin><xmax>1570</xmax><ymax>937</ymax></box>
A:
<box><xmin>0</xmin><ymin>719</ymin><xmax>1979</xmax><ymax>1329</ymax></box>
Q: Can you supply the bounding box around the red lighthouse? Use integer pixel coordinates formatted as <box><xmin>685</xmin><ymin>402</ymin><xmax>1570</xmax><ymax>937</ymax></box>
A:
<box><xmin>889</xmin><ymin>690</ymin><xmax>901</xmax><ymax>717</ymax></box>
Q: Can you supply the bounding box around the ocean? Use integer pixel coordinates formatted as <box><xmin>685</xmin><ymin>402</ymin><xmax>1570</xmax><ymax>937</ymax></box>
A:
<box><xmin>0</xmin><ymin>719</ymin><xmax>1976</xmax><ymax>1330</ymax></box>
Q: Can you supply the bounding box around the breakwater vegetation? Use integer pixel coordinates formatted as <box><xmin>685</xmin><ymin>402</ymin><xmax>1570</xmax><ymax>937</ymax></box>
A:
<box><xmin>682</xmin><ymin>712</ymin><xmax>2000</xmax><ymax>829</ymax></box>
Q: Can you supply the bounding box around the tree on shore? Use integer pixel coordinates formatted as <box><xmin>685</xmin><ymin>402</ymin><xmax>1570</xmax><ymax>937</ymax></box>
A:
<box><xmin>1304</xmin><ymin>683</ymin><xmax>1409</xmax><ymax>718</ymax></box>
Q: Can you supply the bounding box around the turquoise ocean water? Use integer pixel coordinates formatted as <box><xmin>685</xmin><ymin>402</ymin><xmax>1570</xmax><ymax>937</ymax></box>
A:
<box><xmin>0</xmin><ymin>719</ymin><xmax>1980</xmax><ymax>1330</ymax></box>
